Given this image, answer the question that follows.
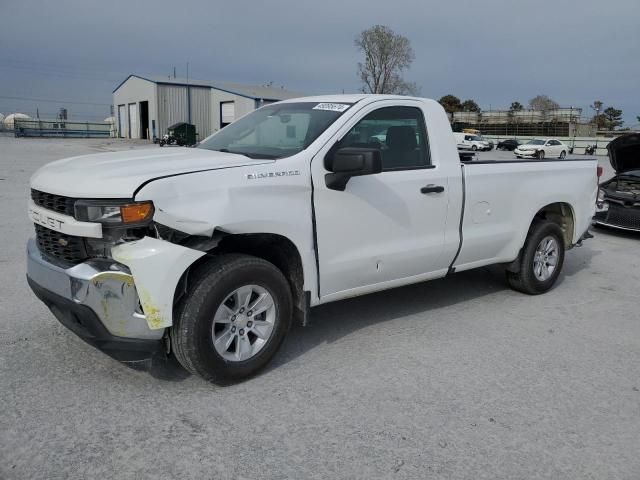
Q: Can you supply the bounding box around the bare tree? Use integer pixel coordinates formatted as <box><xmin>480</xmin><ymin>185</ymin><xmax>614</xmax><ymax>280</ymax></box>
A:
<box><xmin>528</xmin><ymin>95</ymin><xmax>560</xmax><ymax>112</ymax></box>
<box><xmin>355</xmin><ymin>25</ymin><xmax>419</xmax><ymax>95</ymax></box>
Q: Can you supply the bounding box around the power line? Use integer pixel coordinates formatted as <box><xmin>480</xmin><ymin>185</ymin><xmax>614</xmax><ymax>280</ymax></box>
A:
<box><xmin>0</xmin><ymin>95</ymin><xmax>110</xmax><ymax>106</ymax></box>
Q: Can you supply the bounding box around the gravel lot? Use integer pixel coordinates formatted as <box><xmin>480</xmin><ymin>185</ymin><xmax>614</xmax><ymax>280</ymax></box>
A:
<box><xmin>1</xmin><ymin>135</ymin><xmax>639</xmax><ymax>479</ymax></box>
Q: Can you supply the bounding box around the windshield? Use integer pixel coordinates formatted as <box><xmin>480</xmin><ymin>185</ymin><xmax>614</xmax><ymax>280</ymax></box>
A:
<box><xmin>526</xmin><ymin>139</ymin><xmax>546</xmax><ymax>145</ymax></box>
<box><xmin>198</xmin><ymin>102</ymin><xmax>353</xmax><ymax>159</ymax></box>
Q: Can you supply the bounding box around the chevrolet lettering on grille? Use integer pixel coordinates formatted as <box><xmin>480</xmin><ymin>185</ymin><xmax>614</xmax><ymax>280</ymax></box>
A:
<box><xmin>29</xmin><ymin>207</ymin><xmax>65</xmax><ymax>230</ymax></box>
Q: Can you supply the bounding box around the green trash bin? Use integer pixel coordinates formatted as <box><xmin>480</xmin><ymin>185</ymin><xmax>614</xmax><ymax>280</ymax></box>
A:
<box><xmin>166</xmin><ymin>122</ymin><xmax>197</xmax><ymax>146</ymax></box>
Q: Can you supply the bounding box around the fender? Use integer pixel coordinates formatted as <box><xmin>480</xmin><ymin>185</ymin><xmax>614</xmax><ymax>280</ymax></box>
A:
<box><xmin>112</xmin><ymin>237</ymin><xmax>205</xmax><ymax>330</ymax></box>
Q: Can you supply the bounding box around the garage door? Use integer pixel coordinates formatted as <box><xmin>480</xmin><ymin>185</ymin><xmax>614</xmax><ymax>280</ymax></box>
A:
<box><xmin>118</xmin><ymin>105</ymin><xmax>127</xmax><ymax>138</ymax></box>
<box><xmin>128</xmin><ymin>103</ymin><xmax>139</xmax><ymax>139</ymax></box>
<box><xmin>221</xmin><ymin>102</ymin><xmax>235</xmax><ymax>127</ymax></box>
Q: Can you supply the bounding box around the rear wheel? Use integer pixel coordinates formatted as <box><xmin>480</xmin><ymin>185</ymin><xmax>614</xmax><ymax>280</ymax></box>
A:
<box><xmin>171</xmin><ymin>254</ymin><xmax>292</xmax><ymax>384</ymax></box>
<box><xmin>559</xmin><ymin>150</ymin><xmax>566</xmax><ymax>159</ymax></box>
<box><xmin>506</xmin><ymin>221</ymin><xmax>565</xmax><ymax>294</ymax></box>
<box><xmin>472</xmin><ymin>145</ymin><xmax>478</xmax><ymax>151</ymax></box>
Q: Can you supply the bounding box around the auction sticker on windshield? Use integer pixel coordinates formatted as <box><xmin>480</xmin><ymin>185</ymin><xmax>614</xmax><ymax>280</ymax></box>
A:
<box><xmin>313</xmin><ymin>103</ymin><xmax>350</xmax><ymax>112</ymax></box>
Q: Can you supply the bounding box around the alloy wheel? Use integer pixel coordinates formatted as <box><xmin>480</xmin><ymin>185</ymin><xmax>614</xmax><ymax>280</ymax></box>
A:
<box><xmin>211</xmin><ymin>285</ymin><xmax>276</xmax><ymax>361</ymax></box>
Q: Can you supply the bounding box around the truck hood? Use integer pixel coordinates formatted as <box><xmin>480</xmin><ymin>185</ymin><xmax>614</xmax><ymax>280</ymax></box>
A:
<box><xmin>30</xmin><ymin>147</ymin><xmax>274</xmax><ymax>198</ymax></box>
<box><xmin>607</xmin><ymin>133</ymin><xmax>640</xmax><ymax>173</ymax></box>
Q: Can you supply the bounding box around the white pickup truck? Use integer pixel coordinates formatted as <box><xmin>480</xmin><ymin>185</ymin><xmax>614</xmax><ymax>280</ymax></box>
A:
<box><xmin>27</xmin><ymin>95</ymin><xmax>597</xmax><ymax>383</ymax></box>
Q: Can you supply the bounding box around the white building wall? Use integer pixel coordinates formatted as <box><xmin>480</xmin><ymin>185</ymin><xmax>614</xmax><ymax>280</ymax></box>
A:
<box><xmin>113</xmin><ymin>76</ymin><xmax>157</xmax><ymax>139</ymax></box>
<box><xmin>210</xmin><ymin>89</ymin><xmax>256</xmax><ymax>134</ymax></box>
<box><xmin>157</xmin><ymin>84</ymin><xmax>189</xmax><ymax>137</ymax></box>
<box><xmin>190</xmin><ymin>87</ymin><xmax>212</xmax><ymax>140</ymax></box>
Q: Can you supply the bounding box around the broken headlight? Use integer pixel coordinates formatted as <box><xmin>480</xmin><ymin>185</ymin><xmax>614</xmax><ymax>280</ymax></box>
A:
<box><xmin>74</xmin><ymin>200</ymin><xmax>154</xmax><ymax>226</ymax></box>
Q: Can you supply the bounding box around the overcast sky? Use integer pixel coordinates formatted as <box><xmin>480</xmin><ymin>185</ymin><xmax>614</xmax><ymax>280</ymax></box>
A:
<box><xmin>1</xmin><ymin>0</ymin><xmax>638</xmax><ymax>125</ymax></box>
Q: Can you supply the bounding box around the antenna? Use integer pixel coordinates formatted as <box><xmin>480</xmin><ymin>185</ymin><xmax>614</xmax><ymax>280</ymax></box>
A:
<box><xmin>173</xmin><ymin>66</ymin><xmax>176</xmax><ymax>78</ymax></box>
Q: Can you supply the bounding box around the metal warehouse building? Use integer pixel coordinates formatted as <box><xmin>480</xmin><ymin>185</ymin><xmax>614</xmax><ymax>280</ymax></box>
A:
<box><xmin>113</xmin><ymin>75</ymin><xmax>302</xmax><ymax>141</ymax></box>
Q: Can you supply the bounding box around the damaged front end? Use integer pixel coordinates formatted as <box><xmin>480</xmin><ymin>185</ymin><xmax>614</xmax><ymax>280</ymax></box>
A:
<box><xmin>594</xmin><ymin>134</ymin><xmax>640</xmax><ymax>232</ymax></box>
<box><xmin>26</xmin><ymin>193</ymin><xmax>206</xmax><ymax>365</ymax></box>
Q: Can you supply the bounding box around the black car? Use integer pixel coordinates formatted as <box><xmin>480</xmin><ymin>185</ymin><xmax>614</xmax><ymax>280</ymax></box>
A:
<box><xmin>496</xmin><ymin>139</ymin><xmax>520</xmax><ymax>151</ymax></box>
<box><xmin>593</xmin><ymin>134</ymin><xmax>640</xmax><ymax>232</ymax></box>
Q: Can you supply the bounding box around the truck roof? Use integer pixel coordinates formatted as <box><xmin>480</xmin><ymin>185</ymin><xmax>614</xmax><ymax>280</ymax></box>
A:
<box><xmin>278</xmin><ymin>94</ymin><xmax>429</xmax><ymax>105</ymax></box>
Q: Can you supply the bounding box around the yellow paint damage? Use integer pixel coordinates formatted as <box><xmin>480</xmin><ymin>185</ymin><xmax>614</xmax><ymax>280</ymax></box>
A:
<box><xmin>137</xmin><ymin>287</ymin><xmax>166</xmax><ymax>330</ymax></box>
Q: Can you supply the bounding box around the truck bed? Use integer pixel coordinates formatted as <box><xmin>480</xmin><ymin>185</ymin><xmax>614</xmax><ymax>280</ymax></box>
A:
<box><xmin>453</xmin><ymin>157</ymin><xmax>598</xmax><ymax>272</ymax></box>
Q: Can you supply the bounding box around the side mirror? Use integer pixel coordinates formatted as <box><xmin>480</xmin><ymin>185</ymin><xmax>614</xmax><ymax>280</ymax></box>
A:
<box><xmin>325</xmin><ymin>147</ymin><xmax>382</xmax><ymax>191</ymax></box>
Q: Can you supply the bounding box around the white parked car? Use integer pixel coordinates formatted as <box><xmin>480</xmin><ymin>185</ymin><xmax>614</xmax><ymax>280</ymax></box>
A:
<box><xmin>454</xmin><ymin>132</ymin><xmax>490</xmax><ymax>151</ymax></box>
<box><xmin>514</xmin><ymin>138</ymin><xmax>569</xmax><ymax>159</ymax></box>
<box><xmin>27</xmin><ymin>95</ymin><xmax>597</xmax><ymax>384</ymax></box>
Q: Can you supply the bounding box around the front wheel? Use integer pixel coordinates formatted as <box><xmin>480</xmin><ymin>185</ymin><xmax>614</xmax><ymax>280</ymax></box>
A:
<box><xmin>171</xmin><ymin>254</ymin><xmax>293</xmax><ymax>384</ymax></box>
<box><xmin>471</xmin><ymin>145</ymin><xmax>478</xmax><ymax>151</ymax></box>
<box><xmin>537</xmin><ymin>150</ymin><xmax>545</xmax><ymax>159</ymax></box>
<box><xmin>506</xmin><ymin>221</ymin><xmax>565</xmax><ymax>295</ymax></box>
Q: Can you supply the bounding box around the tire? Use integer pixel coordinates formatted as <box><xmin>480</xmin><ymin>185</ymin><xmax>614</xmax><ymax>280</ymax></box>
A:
<box><xmin>506</xmin><ymin>221</ymin><xmax>565</xmax><ymax>295</ymax></box>
<box><xmin>537</xmin><ymin>150</ymin><xmax>545</xmax><ymax>159</ymax></box>
<box><xmin>472</xmin><ymin>145</ymin><xmax>478</xmax><ymax>151</ymax></box>
<box><xmin>159</xmin><ymin>140</ymin><xmax>165</xmax><ymax>147</ymax></box>
<box><xmin>559</xmin><ymin>150</ymin><xmax>566</xmax><ymax>159</ymax></box>
<box><xmin>171</xmin><ymin>254</ymin><xmax>293</xmax><ymax>384</ymax></box>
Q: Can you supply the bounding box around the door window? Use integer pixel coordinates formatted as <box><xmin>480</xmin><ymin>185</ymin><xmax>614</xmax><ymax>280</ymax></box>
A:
<box><xmin>336</xmin><ymin>106</ymin><xmax>430</xmax><ymax>171</ymax></box>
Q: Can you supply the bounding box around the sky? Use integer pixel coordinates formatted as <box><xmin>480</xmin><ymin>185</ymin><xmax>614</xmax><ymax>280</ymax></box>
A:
<box><xmin>1</xmin><ymin>0</ymin><xmax>639</xmax><ymax>125</ymax></box>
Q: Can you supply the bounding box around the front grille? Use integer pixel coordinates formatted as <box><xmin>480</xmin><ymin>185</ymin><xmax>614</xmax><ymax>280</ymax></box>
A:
<box><xmin>605</xmin><ymin>205</ymin><xmax>640</xmax><ymax>230</ymax></box>
<box><xmin>35</xmin><ymin>224</ymin><xmax>88</xmax><ymax>264</ymax></box>
<box><xmin>31</xmin><ymin>189</ymin><xmax>76</xmax><ymax>216</ymax></box>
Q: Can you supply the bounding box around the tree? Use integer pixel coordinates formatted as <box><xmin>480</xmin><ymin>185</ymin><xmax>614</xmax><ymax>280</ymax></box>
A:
<box><xmin>602</xmin><ymin>107</ymin><xmax>624</xmax><ymax>130</ymax></box>
<box><xmin>438</xmin><ymin>94</ymin><xmax>462</xmax><ymax>114</ymax></box>
<box><xmin>636</xmin><ymin>115</ymin><xmax>640</xmax><ymax>124</ymax></box>
<box><xmin>528</xmin><ymin>95</ymin><xmax>559</xmax><ymax>112</ymax></box>
<box><xmin>509</xmin><ymin>101</ymin><xmax>524</xmax><ymax>112</ymax></box>
<box><xmin>461</xmin><ymin>99</ymin><xmax>480</xmax><ymax>112</ymax></box>
<box><xmin>355</xmin><ymin>25</ymin><xmax>419</xmax><ymax>95</ymax></box>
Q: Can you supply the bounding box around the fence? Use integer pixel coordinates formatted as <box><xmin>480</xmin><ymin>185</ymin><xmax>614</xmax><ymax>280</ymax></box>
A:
<box><xmin>453</xmin><ymin>121</ymin><xmax>576</xmax><ymax>137</ymax></box>
<box><xmin>13</xmin><ymin>119</ymin><xmax>114</xmax><ymax>138</ymax></box>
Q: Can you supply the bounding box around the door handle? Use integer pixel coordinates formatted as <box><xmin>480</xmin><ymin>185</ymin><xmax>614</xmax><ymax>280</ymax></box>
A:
<box><xmin>420</xmin><ymin>184</ymin><xmax>445</xmax><ymax>194</ymax></box>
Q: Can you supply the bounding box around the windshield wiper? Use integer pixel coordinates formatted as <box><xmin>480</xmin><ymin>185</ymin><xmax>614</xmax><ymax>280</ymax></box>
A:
<box><xmin>216</xmin><ymin>149</ymin><xmax>278</xmax><ymax>160</ymax></box>
<box><xmin>216</xmin><ymin>148</ymin><xmax>253</xmax><ymax>159</ymax></box>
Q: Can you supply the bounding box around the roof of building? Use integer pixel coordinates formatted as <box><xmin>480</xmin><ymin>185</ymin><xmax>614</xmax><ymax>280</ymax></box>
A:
<box><xmin>113</xmin><ymin>74</ymin><xmax>304</xmax><ymax>101</ymax></box>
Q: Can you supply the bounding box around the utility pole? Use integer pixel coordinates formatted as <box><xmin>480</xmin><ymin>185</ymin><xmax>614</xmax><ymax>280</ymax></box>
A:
<box><xmin>186</xmin><ymin>62</ymin><xmax>191</xmax><ymax>124</ymax></box>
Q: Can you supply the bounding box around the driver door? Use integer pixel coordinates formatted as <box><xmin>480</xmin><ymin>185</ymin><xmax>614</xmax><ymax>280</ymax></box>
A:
<box><xmin>311</xmin><ymin>100</ymin><xmax>452</xmax><ymax>300</ymax></box>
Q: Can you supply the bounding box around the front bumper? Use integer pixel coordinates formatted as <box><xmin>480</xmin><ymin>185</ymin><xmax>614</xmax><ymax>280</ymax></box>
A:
<box><xmin>514</xmin><ymin>150</ymin><xmax>537</xmax><ymax>157</ymax></box>
<box><xmin>26</xmin><ymin>238</ymin><xmax>165</xmax><ymax>362</ymax></box>
<box><xmin>593</xmin><ymin>203</ymin><xmax>640</xmax><ymax>232</ymax></box>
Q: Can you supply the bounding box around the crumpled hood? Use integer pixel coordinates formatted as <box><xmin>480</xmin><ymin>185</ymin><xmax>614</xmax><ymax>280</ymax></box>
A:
<box><xmin>607</xmin><ymin>133</ymin><xmax>640</xmax><ymax>173</ymax></box>
<box><xmin>30</xmin><ymin>147</ymin><xmax>274</xmax><ymax>198</ymax></box>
